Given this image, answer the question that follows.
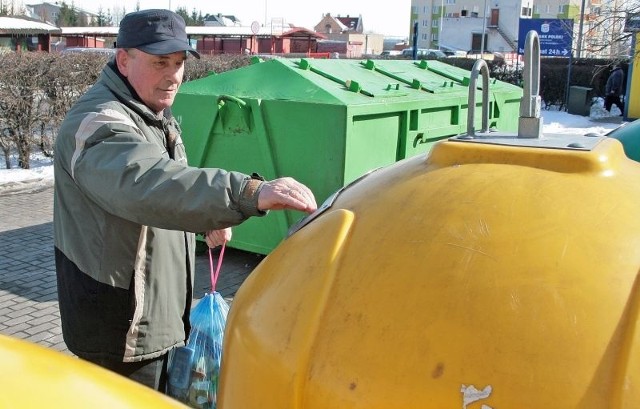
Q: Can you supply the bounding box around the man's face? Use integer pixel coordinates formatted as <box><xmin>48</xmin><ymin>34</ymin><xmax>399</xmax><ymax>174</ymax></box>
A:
<box><xmin>116</xmin><ymin>48</ymin><xmax>186</xmax><ymax>114</ymax></box>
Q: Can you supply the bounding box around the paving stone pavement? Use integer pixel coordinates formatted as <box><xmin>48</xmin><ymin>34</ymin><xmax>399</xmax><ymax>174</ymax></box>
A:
<box><xmin>0</xmin><ymin>185</ymin><xmax>264</xmax><ymax>356</ymax></box>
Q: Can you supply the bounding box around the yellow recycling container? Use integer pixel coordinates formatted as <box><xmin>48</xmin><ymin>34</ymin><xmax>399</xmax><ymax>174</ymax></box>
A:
<box><xmin>219</xmin><ymin>132</ymin><xmax>640</xmax><ymax>409</ymax></box>
<box><xmin>217</xmin><ymin>39</ymin><xmax>640</xmax><ymax>407</ymax></box>
<box><xmin>0</xmin><ymin>335</ymin><xmax>187</xmax><ymax>408</ymax></box>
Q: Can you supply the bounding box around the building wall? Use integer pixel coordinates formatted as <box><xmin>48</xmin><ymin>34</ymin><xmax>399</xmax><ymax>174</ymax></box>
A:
<box><xmin>29</xmin><ymin>4</ymin><xmax>60</xmax><ymax>24</ymax></box>
<box><xmin>410</xmin><ymin>0</ymin><xmax>629</xmax><ymax>58</ymax></box>
<box><xmin>29</xmin><ymin>2</ymin><xmax>97</xmax><ymax>25</ymax></box>
<box><xmin>412</xmin><ymin>0</ymin><xmax>529</xmax><ymax>52</ymax></box>
<box><xmin>314</xmin><ymin>14</ymin><xmax>345</xmax><ymax>34</ymax></box>
<box><xmin>320</xmin><ymin>32</ymin><xmax>384</xmax><ymax>55</ymax></box>
<box><xmin>65</xmin><ymin>36</ymin><xmax>106</xmax><ymax>48</ymax></box>
<box><xmin>438</xmin><ymin>17</ymin><xmax>510</xmax><ymax>53</ymax></box>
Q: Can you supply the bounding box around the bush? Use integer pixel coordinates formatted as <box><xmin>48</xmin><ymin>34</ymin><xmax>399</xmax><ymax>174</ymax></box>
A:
<box><xmin>0</xmin><ymin>52</ymin><xmax>251</xmax><ymax>169</ymax></box>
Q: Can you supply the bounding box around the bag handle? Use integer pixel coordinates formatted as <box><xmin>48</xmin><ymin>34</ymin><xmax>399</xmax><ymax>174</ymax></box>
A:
<box><xmin>208</xmin><ymin>241</ymin><xmax>226</xmax><ymax>291</ymax></box>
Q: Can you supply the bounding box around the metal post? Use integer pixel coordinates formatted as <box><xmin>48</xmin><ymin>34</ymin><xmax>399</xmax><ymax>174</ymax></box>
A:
<box><xmin>412</xmin><ymin>21</ymin><xmax>418</xmax><ymax>59</ymax></box>
<box><xmin>440</xmin><ymin>0</ymin><xmax>444</xmax><ymax>50</ymax></box>
<box><xmin>480</xmin><ymin>0</ymin><xmax>488</xmax><ymax>55</ymax></box>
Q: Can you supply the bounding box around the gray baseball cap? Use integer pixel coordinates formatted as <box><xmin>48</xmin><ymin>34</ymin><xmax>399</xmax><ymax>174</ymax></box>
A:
<box><xmin>116</xmin><ymin>9</ymin><xmax>200</xmax><ymax>59</ymax></box>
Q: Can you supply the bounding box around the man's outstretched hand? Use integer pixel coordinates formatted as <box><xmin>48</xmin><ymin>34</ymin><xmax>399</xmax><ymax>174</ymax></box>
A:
<box><xmin>258</xmin><ymin>177</ymin><xmax>317</xmax><ymax>214</ymax></box>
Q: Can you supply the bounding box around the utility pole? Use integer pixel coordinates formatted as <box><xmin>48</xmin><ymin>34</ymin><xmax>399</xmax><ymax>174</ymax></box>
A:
<box><xmin>576</xmin><ymin>0</ymin><xmax>587</xmax><ymax>58</ymax></box>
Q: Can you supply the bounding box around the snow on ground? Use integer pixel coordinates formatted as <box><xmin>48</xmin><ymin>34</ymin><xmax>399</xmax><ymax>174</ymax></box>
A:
<box><xmin>0</xmin><ymin>106</ymin><xmax>629</xmax><ymax>193</ymax></box>
<box><xmin>0</xmin><ymin>152</ymin><xmax>55</xmax><ymax>193</ymax></box>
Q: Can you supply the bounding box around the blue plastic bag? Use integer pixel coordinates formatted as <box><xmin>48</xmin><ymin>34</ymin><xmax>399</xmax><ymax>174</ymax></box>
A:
<box><xmin>168</xmin><ymin>244</ymin><xmax>230</xmax><ymax>408</ymax></box>
<box><xmin>168</xmin><ymin>292</ymin><xmax>229</xmax><ymax>408</ymax></box>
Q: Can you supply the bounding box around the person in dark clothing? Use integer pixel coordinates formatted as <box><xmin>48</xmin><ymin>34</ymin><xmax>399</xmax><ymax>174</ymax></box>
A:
<box><xmin>605</xmin><ymin>65</ymin><xmax>625</xmax><ymax>115</ymax></box>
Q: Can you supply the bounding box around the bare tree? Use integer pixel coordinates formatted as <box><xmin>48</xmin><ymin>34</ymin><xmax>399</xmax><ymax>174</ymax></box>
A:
<box><xmin>0</xmin><ymin>0</ymin><xmax>26</xmax><ymax>16</ymax></box>
<box><xmin>111</xmin><ymin>6</ymin><xmax>127</xmax><ymax>26</ymax></box>
<box><xmin>578</xmin><ymin>0</ymin><xmax>639</xmax><ymax>61</ymax></box>
<box><xmin>41</xmin><ymin>52</ymin><xmax>108</xmax><ymax>157</ymax></box>
<box><xmin>0</xmin><ymin>53</ymin><xmax>51</xmax><ymax>169</ymax></box>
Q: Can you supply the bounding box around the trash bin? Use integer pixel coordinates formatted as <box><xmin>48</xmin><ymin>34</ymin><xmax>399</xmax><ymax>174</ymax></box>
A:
<box><xmin>173</xmin><ymin>57</ymin><xmax>523</xmax><ymax>254</ymax></box>
<box><xmin>607</xmin><ymin>118</ymin><xmax>640</xmax><ymax>161</ymax></box>
<box><xmin>568</xmin><ymin>85</ymin><xmax>594</xmax><ymax>116</ymax></box>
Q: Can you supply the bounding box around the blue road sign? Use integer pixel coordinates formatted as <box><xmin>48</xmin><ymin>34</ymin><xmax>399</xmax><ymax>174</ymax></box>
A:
<box><xmin>518</xmin><ymin>19</ymin><xmax>574</xmax><ymax>57</ymax></box>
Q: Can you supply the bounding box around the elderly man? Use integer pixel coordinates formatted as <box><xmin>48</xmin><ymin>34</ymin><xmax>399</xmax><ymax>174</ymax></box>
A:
<box><xmin>53</xmin><ymin>9</ymin><xmax>316</xmax><ymax>392</ymax></box>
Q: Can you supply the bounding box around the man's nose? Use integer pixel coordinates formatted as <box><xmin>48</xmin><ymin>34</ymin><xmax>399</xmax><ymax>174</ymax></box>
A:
<box><xmin>166</xmin><ymin>67</ymin><xmax>183</xmax><ymax>83</ymax></box>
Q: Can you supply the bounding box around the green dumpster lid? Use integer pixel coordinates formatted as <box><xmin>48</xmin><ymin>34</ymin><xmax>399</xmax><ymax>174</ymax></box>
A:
<box><xmin>178</xmin><ymin>57</ymin><xmax>521</xmax><ymax>105</ymax></box>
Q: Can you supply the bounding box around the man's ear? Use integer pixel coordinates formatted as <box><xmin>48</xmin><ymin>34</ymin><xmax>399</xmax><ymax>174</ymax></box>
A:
<box><xmin>115</xmin><ymin>49</ymin><xmax>129</xmax><ymax>77</ymax></box>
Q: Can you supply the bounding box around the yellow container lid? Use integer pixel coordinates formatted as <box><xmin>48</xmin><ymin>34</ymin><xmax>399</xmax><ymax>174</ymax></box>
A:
<box><xmin>219</xmin><ymin>135</ymin><xmax>640</xmax><ymax>408</ymax></box>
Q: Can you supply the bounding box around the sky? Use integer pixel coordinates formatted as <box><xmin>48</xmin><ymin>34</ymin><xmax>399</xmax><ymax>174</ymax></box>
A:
<box><xmin>67</xmin><ymin>0</ymin><xmax>413</xmax><ymax>38</ymax></box>
<box><xmin>0</xmin><ymin>106</ymin><xmax>627</xmax><ymax>191</ymax></box>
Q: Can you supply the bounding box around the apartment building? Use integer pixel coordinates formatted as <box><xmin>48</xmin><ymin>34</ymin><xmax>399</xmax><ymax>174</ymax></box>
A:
<box><xmin>410</xmin><ymin>0</ymin><xmax>628</xmax><ymax>58</ymax></box>
<box><xmin>26</xmin><ymin>2</ymin><xmax>97</xmax><ymax>26</ymax></box>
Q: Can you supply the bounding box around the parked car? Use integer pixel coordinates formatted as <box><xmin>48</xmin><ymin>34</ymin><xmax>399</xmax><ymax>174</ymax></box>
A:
<box><xmin>401</xmin><ymin>48</ymin><xmax>447</xmax><ymax>59</ymax></box>
<box><xmin>379</xmin><ymin>50</ymin><xmax>403</xmax><ymax>58</ymax></box>
<box><xmin>61</xmin><ymin>47</ymin><xmax>116</xmax><ymax>56</ymax></box>
<box><xmin>465</xmin><ymin>50</ymin><xmax>505</xmax><ymax>61</ymax></box>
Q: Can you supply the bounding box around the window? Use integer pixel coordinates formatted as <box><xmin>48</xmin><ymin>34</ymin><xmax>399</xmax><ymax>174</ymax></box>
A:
<box><xmin>446</xmin><ymin>0</ymin><xmax>455</xmax><ymax>4</ymax></box>
<box><xmin>521</xmin><ymin>7</ymin><xmax>532</xmax><ymax>16</ymax></box>
<box><xmin>471</xmin><ymin>12</ymin><xmax>479</xmax><ymax>17</ymax></box>
<box><xmin>432</xmin><ymin>19</ymin><xmax>439</xmax><ymax>27</ymax></box>
<box><xmin>461</xmin><ymin>9</ymin><xmax>468</xmax><ymax>17</ymax></box>
<box><xmin>432</xmin><ymin>33</ymin><xmax>439</xmax><ymax>41</ymax></box>
<box><xmin>432</xmin><ymin>6</ymin><xmax>439</xmax><ymax>14</ymax></box>
<box><xmin>558</xmin><ymin>5</ymin><xmax>565</xmax><ymax>13</ymax></box>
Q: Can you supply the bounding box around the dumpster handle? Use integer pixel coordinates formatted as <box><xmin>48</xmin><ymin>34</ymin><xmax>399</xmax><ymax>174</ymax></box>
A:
<box><xmin>517</xmin><ymin>30</ymin><xmax>543</xmax><ymax>139</ymax></box>
<box><xmin>217</xmin><ymin>94</ymin><xmax>247</xmax><ymax>107</ymax></box>
<box><xmin>466</xmin><ymin>59</ymin><xmax>490</xmax><ymax>137</ymax></box>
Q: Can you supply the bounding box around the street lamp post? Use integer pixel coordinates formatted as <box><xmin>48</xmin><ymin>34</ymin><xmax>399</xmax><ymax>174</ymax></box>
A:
<box><xmin>576</xmin><ymin>0</ymin><xmax>587</xmax><ymax>58</ymax></box>
<box><xmin>480</xmin><ymin>0</ymin><xmax>488</xmax><ymax>55</ymax></box>
<box><xmin>440</xmin><ymin>0</ymin><xmax>444</xmax><ymax>50</ymax></box>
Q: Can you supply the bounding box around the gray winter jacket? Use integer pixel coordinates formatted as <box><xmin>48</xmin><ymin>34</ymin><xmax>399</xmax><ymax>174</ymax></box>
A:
<box><xmin>54</xmin><ymin>61</ymin><xmax>264</xmax><ymax>362</ymax></box>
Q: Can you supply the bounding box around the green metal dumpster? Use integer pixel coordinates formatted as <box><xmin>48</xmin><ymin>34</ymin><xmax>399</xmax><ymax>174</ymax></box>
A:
<box><xmin>173</xmin><ymin>57</ymin><xmax>523</xmax><ymax>254</ymax></box>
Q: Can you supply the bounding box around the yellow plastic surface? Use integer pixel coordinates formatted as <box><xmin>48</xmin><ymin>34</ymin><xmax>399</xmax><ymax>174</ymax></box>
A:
<box><xmin>0</xmin><ymin>335</ymin><xmax>187</xmax><ymax>408</ymax></box>
<box><xmin>220</xmin><ymin>137</ymin><xmax>640</xmax><ymax>408</ymax></box>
